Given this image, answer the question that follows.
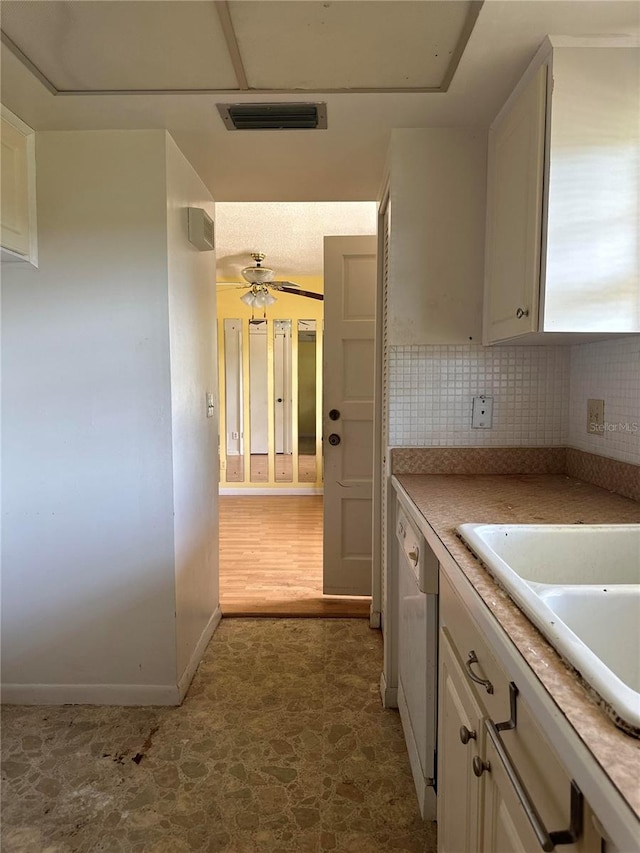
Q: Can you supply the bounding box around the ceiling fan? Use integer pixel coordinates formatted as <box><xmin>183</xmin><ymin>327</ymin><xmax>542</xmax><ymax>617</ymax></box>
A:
<box><xmin>219</xmin><ymin>252</ymin><xmax>323</xmax><ymax>316</ymax></box>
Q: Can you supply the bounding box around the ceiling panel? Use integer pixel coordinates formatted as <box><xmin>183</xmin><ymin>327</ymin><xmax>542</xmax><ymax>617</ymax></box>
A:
<box><xmin>0</xmin><ymin>1</ymin><xmax>239</xmax><ymax>91</ymax></box>
<box><xmin>229</xmin><ymin>0</ymin><xmax>475</xmax><ymax>90</ymax></box>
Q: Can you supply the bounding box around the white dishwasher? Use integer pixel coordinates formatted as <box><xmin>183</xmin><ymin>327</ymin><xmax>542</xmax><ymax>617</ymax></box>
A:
<box><xmin>396</xmin><ymin>501</ymin><xmax>439</xmax><ymax>820</ymax></box>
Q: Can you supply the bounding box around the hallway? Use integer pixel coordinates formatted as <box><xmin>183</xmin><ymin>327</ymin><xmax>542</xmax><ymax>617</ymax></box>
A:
<box><xmin>1</xmin><ymin>619</ymin><xmax>437</xmax><ymax>852</ymax></box>
<box><xmin>219</xmin><ymin>497</ymin><xmax>371</xmax><ymax>617</ymax></box>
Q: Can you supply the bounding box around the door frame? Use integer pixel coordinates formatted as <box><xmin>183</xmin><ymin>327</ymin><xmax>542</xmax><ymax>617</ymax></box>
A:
<box><xmin>369</xmin><ymin>181</ymin><xmax>389</xmax><ymax>628</ymax></box>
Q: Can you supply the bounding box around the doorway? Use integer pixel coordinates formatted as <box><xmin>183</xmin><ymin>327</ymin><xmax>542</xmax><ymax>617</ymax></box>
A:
<box><xmin>214</xmin><ymin>202</ymin><xmax>378</xmax><ymax>616</ymax></box>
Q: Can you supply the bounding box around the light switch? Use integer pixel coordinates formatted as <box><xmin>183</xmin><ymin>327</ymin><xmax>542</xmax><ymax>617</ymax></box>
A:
<box><xmin>206</xmin><ymin>393</ymin><xmax>215</xmax><ymax>418</ymax></box>
<box><xmin>472</xmin><ymin>396</ymin><xmax>493</xmax><ymax>429</ymax></box>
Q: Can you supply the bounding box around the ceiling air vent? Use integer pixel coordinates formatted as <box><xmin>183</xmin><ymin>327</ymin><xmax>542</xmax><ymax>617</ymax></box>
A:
<box><xmin>217</xmin><ymin>102</ymin><xmax>327</xmax><ymax>131</ymax></box>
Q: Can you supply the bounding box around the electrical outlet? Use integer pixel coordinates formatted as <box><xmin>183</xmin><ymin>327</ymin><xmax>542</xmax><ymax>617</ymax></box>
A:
<box><xmin>587</xmin><ymin>399</ymin><xmax>605</xmax><ymax>435</ymax></box>
<box><xmin>472</xmin><ymin>396</ymin><xmax>493</xmax><ymax>429</ymax></box>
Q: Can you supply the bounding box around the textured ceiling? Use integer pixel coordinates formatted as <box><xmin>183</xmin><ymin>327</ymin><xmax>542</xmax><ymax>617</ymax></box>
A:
<box><xmin>215</xmin><ymin>201</ymin><xmax>378</xmax><ymax>279</ymax></box>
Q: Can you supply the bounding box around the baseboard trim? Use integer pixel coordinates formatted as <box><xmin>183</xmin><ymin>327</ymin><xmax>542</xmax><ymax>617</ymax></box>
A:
<box><xmin>0</xmin><ymin>682</ymin><xmax>180</xmax><ymax>706</ymax></box>
<box><xmin>177</xmin><ymin>605</ymin><xmax>222</xmax><ymax>703</ymax></box>
<box><xmin>219</xmin><ymin>487</ymin><xmax>324</xmax><ymax>496</ymax></box>
<box><xmin>379</xmin><ymin>671</ymin><xmax>398</xmax><ymax>709</ymax></box>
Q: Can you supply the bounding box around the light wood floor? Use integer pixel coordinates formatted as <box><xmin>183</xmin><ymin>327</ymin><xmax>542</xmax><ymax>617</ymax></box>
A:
<box><xmin>219</xmin><ymin>495</ymin><xmax>371</xmax><ymax>618</ymax></box>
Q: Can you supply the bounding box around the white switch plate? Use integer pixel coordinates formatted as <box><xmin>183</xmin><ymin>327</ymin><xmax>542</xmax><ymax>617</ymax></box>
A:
<box><xmin>472</xmin><ymin>396</ymin><xmax>493</xmax><ymax>429</ymax></box>
<box><xmin>587</xmin><ymin>398</ymin><xmax>604</xmax><ymax>435</ymax></box>
<box><xmin>206</xmin><ymin>392</ymin><xmax>215</xmax><ymax>418</ymax></box>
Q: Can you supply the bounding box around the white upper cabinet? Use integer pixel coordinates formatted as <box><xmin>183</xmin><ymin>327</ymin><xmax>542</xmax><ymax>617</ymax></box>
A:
<box><xmin>385</xmin><ymin>129</ymin><xmax>487</xmax><ymax>346</ymax></box>
<box><xmin>1</xmin><ymin>106</ymin><xmax>38</xmax><ymax>266</ymax></box>
<box><xmin>484</xmin><ymin>38</ymin><xmax>640</xmax><ymax>344</ymax></box>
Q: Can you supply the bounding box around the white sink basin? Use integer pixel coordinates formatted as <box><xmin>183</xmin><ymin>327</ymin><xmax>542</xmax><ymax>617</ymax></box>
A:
<box><xmin>456</xmin><ymin>524</ymin><xmax>640</xmax><ymax>734</ymax></box>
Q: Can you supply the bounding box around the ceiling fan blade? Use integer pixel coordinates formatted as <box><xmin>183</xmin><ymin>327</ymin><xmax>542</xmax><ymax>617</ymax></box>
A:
<box><xmin>269</xmin><ymin>280</ymin><xmax>300</xmax><ymax>290</ymax></box>
<box><xmin>279</xmin><ymin>285</ymin><xmax>323</xmax><ymax>300</ymax></box>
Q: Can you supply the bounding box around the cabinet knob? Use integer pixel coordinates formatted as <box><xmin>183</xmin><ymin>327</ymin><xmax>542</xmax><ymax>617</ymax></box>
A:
<box><xmin>459</xmin><ymin>725</ymin><xmax>477</xmax><ymax>745</ymax></box>
<box><xmin>408</xmin><ymin>548</ymin><xmax>419</xmax><ymax>565</ymax></box>
<box><xmin>472</xmin><ymin>756</ymin><xmax>490</xmax><ymax>778</ymax></box>
<box><xmin>516</xmin><ymin>307</ymin><xmax>530</xmax><ymax>319</ymax></box>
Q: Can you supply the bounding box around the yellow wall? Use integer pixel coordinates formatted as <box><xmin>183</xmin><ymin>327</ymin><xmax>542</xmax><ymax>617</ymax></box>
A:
<box><xmin>216</xmin><ymin>275</ymin><xmax>324</xmax><ymax>322</ymax></box>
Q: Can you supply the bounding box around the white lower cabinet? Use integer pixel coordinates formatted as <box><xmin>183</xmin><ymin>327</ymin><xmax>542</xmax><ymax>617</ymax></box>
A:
<box><xmin>437</xmin><ymin>629</ymin><xmax>483</xmax><ymax>853</ymax></box>
<box><xmin>437</xmin><ymin>571</ymin><xmax>604</xmax><ymax>853</ymax></box>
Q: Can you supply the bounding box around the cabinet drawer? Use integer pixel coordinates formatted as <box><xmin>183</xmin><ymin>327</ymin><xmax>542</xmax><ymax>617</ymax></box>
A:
<box><xmin>440</xmin><ymin>569</ymin><xmax>512</xmax><ymax>723</ymax></box>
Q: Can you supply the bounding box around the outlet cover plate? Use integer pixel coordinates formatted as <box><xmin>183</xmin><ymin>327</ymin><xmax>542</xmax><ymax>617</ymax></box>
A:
<box><xmin>587</xmin><ymin>398</ymin><xmax>605</xmax><ymax>435</ymax></box>
<box><xmin>472</xmin><ymin>395</ymin><xmax>493</xmax><ymax>429</ymax></box>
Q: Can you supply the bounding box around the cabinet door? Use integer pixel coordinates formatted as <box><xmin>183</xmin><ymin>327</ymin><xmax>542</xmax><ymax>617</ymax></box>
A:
<box><xmin>1</xmin><ymin>117</ymin><xmax>30</xmax><ymax>256</ymax></box>
<box><xmin>481</xmin><ymin>729</ymin><xmax>542</xmax><ymax>853</ymax></box>
<box><xmin>484</xmin><ymin>65</ymin><xmax>547</xmax><ymax>343</ymax></box>
<box><xmin>481</xmin><ymin>717</ymin><xmax>604</xmax><ymax>853</ymax></box>
<box><xmin>437</xmin><ymin>629</ymin><xmax>483</xmax><ymax>853</ymax></box>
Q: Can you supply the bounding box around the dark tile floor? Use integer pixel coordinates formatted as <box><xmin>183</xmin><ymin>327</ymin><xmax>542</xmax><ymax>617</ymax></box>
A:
<box><xmin>1</xmin><ymin>619</ymin><xmax>437</xmax><ymax>852</ymax></box>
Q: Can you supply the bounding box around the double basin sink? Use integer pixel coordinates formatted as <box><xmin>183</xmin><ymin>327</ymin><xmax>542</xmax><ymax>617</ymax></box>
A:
<box><xmin>457</xmin><ymin>524</ymin><xmax>640</xmax><ymax>735</ymax></box>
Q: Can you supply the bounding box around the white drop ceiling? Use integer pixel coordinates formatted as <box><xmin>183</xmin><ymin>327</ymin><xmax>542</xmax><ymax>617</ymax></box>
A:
<box><xmin>0</xmin><ymin>0</ymin><xmax>479</xmax><ymax>93</ymax></box>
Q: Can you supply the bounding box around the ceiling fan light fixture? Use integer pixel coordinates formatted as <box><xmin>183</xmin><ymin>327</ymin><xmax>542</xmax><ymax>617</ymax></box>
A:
<box><xmin>240</xmin><ymin>291</ymin><xmax>256</xmax><ymax>307</ymax></box>
<box><xmin>241</xmin><ymin>265</ymin><xmax>274</xmax><ymax>285</ymax></box>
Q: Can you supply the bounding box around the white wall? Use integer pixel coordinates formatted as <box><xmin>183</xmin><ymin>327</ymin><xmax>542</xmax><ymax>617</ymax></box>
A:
<box><xmin>1</xmin><ymin>130</ymin><xmax>178</xmax><ymax>702</ymax></box>
<box><xmin>388</xmin><ymin>128</ymin><xmax>486</xmax><ymax>346</ymax></box>
<box><xmin>165</xmin><ymin>135</ymin><xmax>220</xmax><ymax>692</ymax></box>
<box><xmin>568</xmin><ymin>336</ymin><xmax>640</xmax><ymax>464</ymax></box>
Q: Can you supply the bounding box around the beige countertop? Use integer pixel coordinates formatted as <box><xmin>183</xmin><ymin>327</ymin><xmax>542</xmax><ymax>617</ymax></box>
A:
<box><xmin>393</xmin><ymin>473</ymin><xmax>640</xmax><ymax>820</ymax></box>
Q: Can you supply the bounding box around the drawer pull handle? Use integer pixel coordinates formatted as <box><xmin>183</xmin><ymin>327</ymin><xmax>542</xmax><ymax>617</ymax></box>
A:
<box><xmin>465</xmin><ymin>650</ymin><xmax>494</xmax><ymax>694</ymax></box>
<box><xmin>408</xmin><ymin>548</ymin><xmax>419</xmax><ymax>565</ymax></box>
<box><xmin>485</xmin><ymin>682</ymin><xmax>584</xmax><ymax>851</ymax></box>
<box><xmin>459</xmin><ymin>725</ymin><xmax>476</xmax><ymax>744</ymax></box>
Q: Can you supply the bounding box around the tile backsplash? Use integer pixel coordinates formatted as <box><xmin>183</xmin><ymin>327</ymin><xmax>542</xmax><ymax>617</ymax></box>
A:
<box><xmin>388</xmin><ymin>344</ymin><xmax>569</xmax><ymax>447</ymax></box>
<box><xmin>388</xmin><ymin>338</ymin><xmax>640</xmax><ymax>466</ymax></box>
<box><xmin>568</xmin><ymin>336</ymin><xmax>640</xmax><ymax>465</ymax></box>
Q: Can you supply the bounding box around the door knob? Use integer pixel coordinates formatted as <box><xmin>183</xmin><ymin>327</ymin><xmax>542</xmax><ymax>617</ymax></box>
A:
<box><xmin>329</xmin><ymin>409</ymin><xmax>341</xmax><ymax>421</ymax></box>
<box><xmin>276</xmin><ymin>398</ymin><xmax>283</xmax><ymax>402</ymax></box>
<box><xmin>328</xmin><ymin>434</ymin><xmax>341</xmax><ymax>446</ymax></box>
<box><xmin>516</xmin><ymin>307</ymin><xmax>530</xmax><ymax>319</ymax></box>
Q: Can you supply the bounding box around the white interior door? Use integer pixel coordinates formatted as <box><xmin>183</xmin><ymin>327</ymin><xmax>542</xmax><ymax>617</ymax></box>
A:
<box><xmin>323</xmin><ymin>235</ymin><xmax>377</xmax><ymax>596</ymax></box>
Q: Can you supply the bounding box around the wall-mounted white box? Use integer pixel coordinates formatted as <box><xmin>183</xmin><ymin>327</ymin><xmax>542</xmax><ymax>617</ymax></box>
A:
<box><xmin>188</xmin><ymin>207</ymin><xmax>214</xmax><ymax>251</ymax></box>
